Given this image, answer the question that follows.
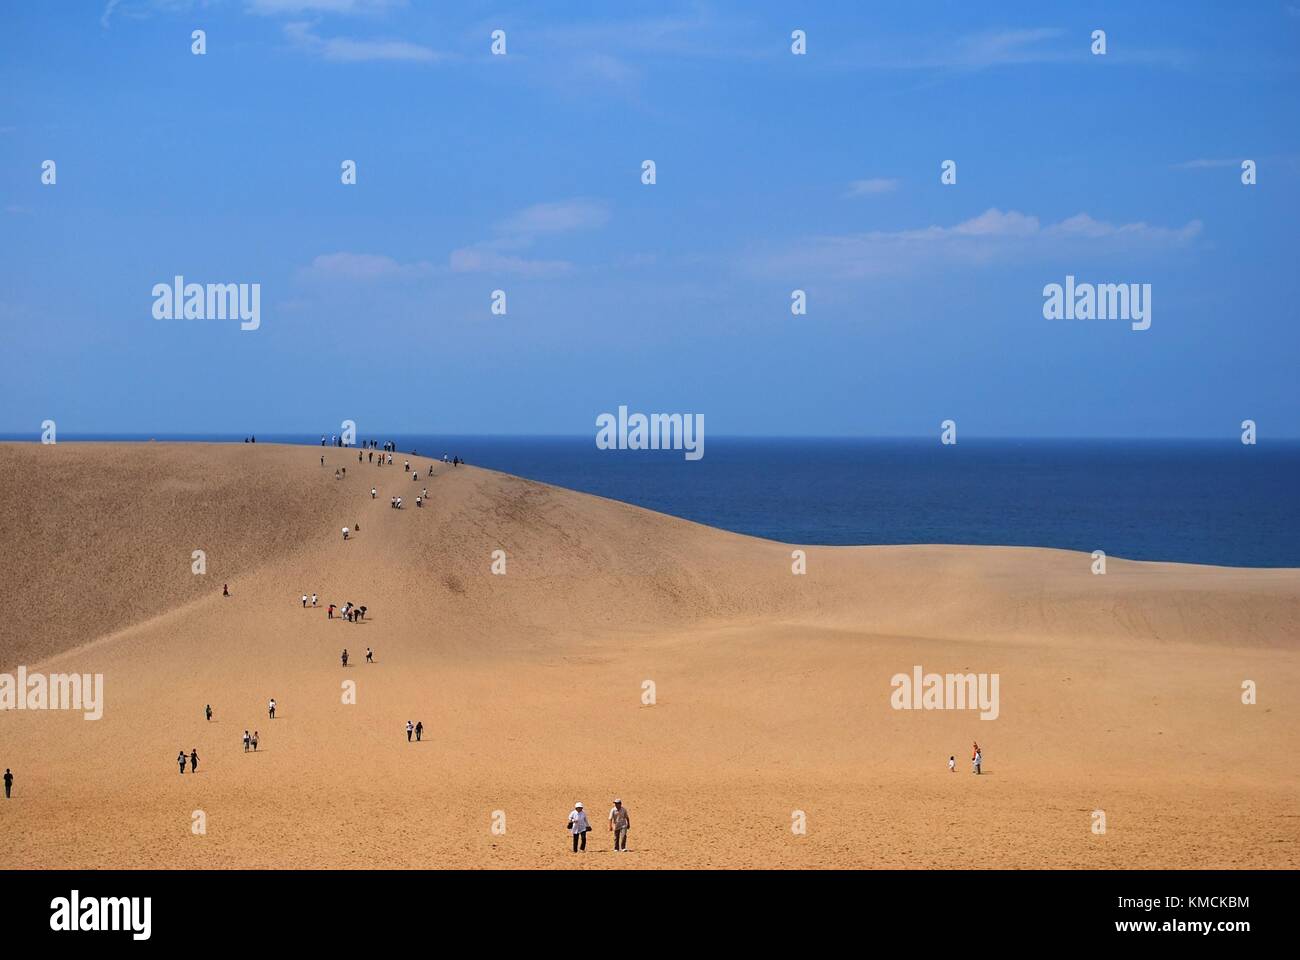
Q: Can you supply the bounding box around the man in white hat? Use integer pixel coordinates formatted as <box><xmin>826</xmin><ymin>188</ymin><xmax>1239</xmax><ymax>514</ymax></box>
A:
<box><xmin>609</xmin><ymin>798</ymin><xmax>631</xmax><ymax>852</ymax></box>
<box><xmin>567</xmin><ymin>802</ymin><xmax>591</xmax><ymax>853</ymax></box>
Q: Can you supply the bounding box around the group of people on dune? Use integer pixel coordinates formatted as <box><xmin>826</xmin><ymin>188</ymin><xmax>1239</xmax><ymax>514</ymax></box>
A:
<box><xmin>567</xmin><ymin>799</ymin><xmax>632</xmax><ymax>853</ymax></box>
<box><xmin>948</xmin><ymin>741</ymin><xmax>984</xmax><ymax>774</ymax></box>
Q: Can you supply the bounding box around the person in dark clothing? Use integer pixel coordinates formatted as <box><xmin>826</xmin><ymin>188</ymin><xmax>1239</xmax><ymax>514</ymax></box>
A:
<box><xmin>415</xmin><ymin>721</ymin><xmax>423</xmax><ymax>742</ymax></box>
<box><xmin>177</xmin><ymin>751</ymin><xmax>187</xmax><ymax>774</ymax></box>
<box><xmin>223</xmin><ymin>583</ymin><xmax>229</xmax><ymax>597</ymax></box>
<box><xmin>4</xmin><ymin>768</ymin><xmax>12</xmax><ymax>799</ymax></box>
<box><xmin>341</xmin><ymin>649</ymin><xmax>349</xmax><ymax>667</ymax></box>
<box><xmin>190</xmin><ymin>749</ymin><xmax>199</xmax><ymax>773</ymax></box>
<box><xmin>205</xmin><ymin>704</ymin><xmax>212</xmax><ymax>722</ymax></box>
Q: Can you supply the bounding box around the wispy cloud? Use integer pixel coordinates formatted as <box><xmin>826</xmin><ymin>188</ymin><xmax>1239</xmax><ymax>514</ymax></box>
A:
<box><xmin>1172</xmin><ymin>157</ymin><xmax>1245</xmax><ymax>170</ymax></box>
<box><xmin>836</xmin><ymin>26</ymin><xmax>1189</xmax><ymax>73</ymax></box>
<box><xmin>298</xmin><ymin>252</ymin><xmax>436</xmax><ymax>282</ymax></box>
<box><xmin>100</xmin><ymin>0</ymin><xmax>123</xmax><ymax>29</ymax></box>
<box><xmin>283</xmin><ymin>20</ymin><xmax>441</xmax><ymax>62</ymax></box>
<box><xmin>450</xmin><ymin>199</ymin><xmax>611</xmax><ymax>277</ymax></box>
<box><xmin>760</xmin><ymin>209</ymin><xmax>1203</xmax><ymax>279</ymax></box>
<box><xmin>247</xmin><ymin>0</ymin><xmax>402</xmax><ymax>14</ymax></box>
<box><xmin>845</xmin><ymin>177</ymin><xmax>900</xmax><ymax>198</ymax></box>
<box><xmin>448</xmin><ymin>248</ymin><xmax>573</xmax><ymax>278</ymax></box>
<box><xmin>496</xmin><ymin>199</ymin><xmax>610</xmax><ymax>235</ymax></box>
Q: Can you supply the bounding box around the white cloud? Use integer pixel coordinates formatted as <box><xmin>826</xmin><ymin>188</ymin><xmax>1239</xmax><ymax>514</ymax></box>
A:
<box><xmin>845</xmin><ymin>178</ymin><xmax>900</xmax><ymax>198</ymax></box>
<box><xmin>283</xmin><ymin>21</ymin><xmax>439</xmax><ymax>62</ymax></box>
<box><xmin>100</xmin><ymin>0</ymin><xmax>123</xmax><ymax>29</ymax></box>
<box><xmin>448</xmin><ymin>248</ymin><xmax>572</xmax><ymax>278</ymax></box>
<box><xmin>496</xmin><ymin>199</ymin><xmax>610</xmax><ymax>236</ymax></box>
<box><xmin>449</xmin><ymin>198</ymin><xmax>610</xmax><ymax>276</ymax></box>
<box><xmin>762</xmin><ymin>208</ymin><xmax>1202</xmax><ymax>279</ymax></box>
<box><xmin>299</xmin><ymin>252</ymin><xmax>436</xmax><ymax>281</ymax></box>
<box><xmin>248</xmin><ymin>0</ymin><xmax>401</xmax><ymax>14</ymax></box>
<box><xmin>1172</xmin><ymin>158</ymin><xmax>1244</xmax><ymax>170</ymax></box>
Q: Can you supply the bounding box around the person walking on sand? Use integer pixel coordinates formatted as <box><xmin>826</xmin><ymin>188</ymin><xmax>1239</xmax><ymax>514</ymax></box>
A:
<box><xmin>365</xmin><ymin>647</ymin><xmax>373</xmax><ymax>663</ymax></box>
<box><xmin>205</xmin><ymin>704</ymin><xmax>213</xmax><ymax>722</ymax></box>
<box><xmin>177</xmin><ymin>750</ymin><xmax>187</xmax><ymax>774</ymax></box>
<box><xmin>311</xmin><ymin>593</ymin><xmax>318</xmax><ymax>608</ymax></box>
<box><xmin>302</xmin><ymin>594</ymin><xmax>308</xmax><ymax>608</ymax></box>
<box><xmin>415</xmin><ymin>721</ymin><xmax>423</xmax><ymax>742</ymax></box>
<box><xmin>609</xmin><ymin>798</ymin><xmax>631</xmax><ymax>852</ymax></box>
<box><xmin>327</xmin><ymin>603</ymin><xmax>335</xmax><ymax>620</ymax></box>
<box><xmin>358</xmin><ymin>605</ymin><xmax>367</xmax><ymax>621</ymax></box>
<box><xmin>4</xmin><ymin>768</ymin><xmax>12</xmax><ymax>799</ymax></box>
<box><xmin>371</xmin><ymin>487</ymin><xmax>377</xmax><ymax>499</ymax></box>
<box><xmin>973</xmin><ymin>749</ymin><xmax>982</xmax><ymax>775</ymax></box>
<box><xmin>223</xmin><ymin>583</ymin><xmax>229</xmax><ymax>597</ymax></box>
<box><xmin>341</xmin><ymin>648</ymin><xmax>349</xmax><ymax>667</ymax></box>
<box><xmin>190</xmin><ymin>749</ymin><xmax>199</xmax><ymax>773</ymax></box>
<box><xmin>948</xmin><ymin>755</ymin><xmax>956</xmax><ymax>773</ymax></box>
<box><xmin>268</xmin><ymin>698</ymin><xmax>276</xmax><ymax>720</ymax></box>
<box><xmin>252</xmin><ymin>731</ymin><xmax>259</xmax><ymax>751</ymax></box>
<box><xmin>406</xmin><ymin>720</ymin><xmax>414</xmax><ymax>742</ymax></box>
<box><xmin>342</xmin><ymin>526</ymin><xmax>350</xmax><ymax>541</ymax></box>
<box><xmin>243</xmin><ymin>729</ymin><xmax>251</xmax><ymax>752</ymax></box>
<box><xmin>568</xmin><ymin>802</ymin><xmax>590</xmax><ymax>853</ymax></box>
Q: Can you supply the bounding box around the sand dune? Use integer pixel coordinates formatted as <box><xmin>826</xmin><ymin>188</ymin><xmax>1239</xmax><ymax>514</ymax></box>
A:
<box><xmin>1</xmin><ymin>442</ymin><xmax>1297</xmax><ymax>868</ymax></box>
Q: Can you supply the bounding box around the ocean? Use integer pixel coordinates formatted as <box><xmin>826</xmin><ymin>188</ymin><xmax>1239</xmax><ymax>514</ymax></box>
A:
<box><xmin>11</xmin><ymin>434</ymin><xmax>1300</xmax><ymax>568</ymax></box>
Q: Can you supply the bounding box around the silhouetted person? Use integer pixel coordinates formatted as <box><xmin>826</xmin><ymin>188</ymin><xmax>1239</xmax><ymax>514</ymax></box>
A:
<box><xmin>177</xmin><ymin>751</ymin><xmax>187</xmax><ymax>774</ymax></box>
<box><xmin>244</xmin><ymin>730</ymin><xmax>251</xmax><ymax>752</ymax></box>
<box><xmin>205</xmin><ymin>704</ymin><xmax>212</xmax><ymax>722</ymax></box>
<box><xmin>415</xmin><ymin>721</ymin><xmax>423</xmax><ymax>742</ymax></box>
<box><xmin>190</xmin><ymin>749</ymin><xmax>199</xmax><ymax>773</ymax></box>
<box><xmin>341</xmin><ymin>649</ymin><xmax>349</xmax><ymax>667</ymax></box>
<box><xmin>4</xmin><ymin>768</ymin><xmax>12</xmax><ymax>798</ymax></box>
<box><xmin>223</xmin><ymin>583</ymin><xmax>229</xmax><ymax>597</ymax></box>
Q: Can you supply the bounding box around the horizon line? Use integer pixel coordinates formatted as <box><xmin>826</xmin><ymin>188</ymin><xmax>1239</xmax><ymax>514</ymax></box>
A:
<box><xmin>2</xmin><ymin>432</ymin><xmax>1296</xmax><ymax>444</ymax></box>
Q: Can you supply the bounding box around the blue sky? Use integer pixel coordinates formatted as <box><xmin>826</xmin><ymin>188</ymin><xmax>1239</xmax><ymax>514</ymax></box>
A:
<box><xmin>1</xmin><ymin>0</ymin><xmax>1297</xmax><ymax>437</ymax></box>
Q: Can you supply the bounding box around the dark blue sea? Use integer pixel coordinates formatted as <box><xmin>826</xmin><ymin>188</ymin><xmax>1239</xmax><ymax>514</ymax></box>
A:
<box><xmin>14</xmin><ymin>435</ymin><xmax>1300</xmax><ymax>568</ymax></box>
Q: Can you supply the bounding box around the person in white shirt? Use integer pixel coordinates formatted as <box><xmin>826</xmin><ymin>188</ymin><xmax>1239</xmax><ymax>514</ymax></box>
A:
<box><xmin>268</xmin><ymin>698</ymin><xmax>276</xmax><ymax>719</ymax></box>
<box><xmin>568</xmin><ymin>802</ymin><xmax>591</xmax><ymax>852</ymax></box>
<box><xmin>371</xmin><ymin>487</ymin><xmax>377</xmax><ymax>499</ymax></box>
<box><xmin>311</xmin><ymin>593</ymin><xmax>317</xmax><ymax>607</ymax></box>
<box><xmin>608</xmin><ymin>798</ymin><xmax>631</xmax><ymax>852</ymax></box>
<box><xmin>301</xmin><ymin>594</ymin><xmax>308</xmax><ymax>608</ymax></box>
<box><xmin>948</xmin><ymin>756</ymin><xmax>956</xmax><ymax>773</ymax></box>
<box><xmin>342</xmin><ymin>527</ymin><xmax>349</xmax><ymax>540</ymax></box>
